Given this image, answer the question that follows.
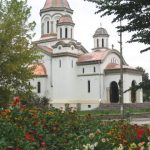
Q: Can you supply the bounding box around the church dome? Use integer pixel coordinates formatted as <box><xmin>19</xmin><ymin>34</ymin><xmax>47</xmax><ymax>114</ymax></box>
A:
<box><xmin>58</xmin><ymin>15</ymin><xmax>74</xmax><ymax>25</ymax></box>
<box><xmin>43</xmin><ymin>0</ymin><xmax>71</xmax><ymax>10</ymax></box>
<box><xmin>93</xmin><ymin>27</ymin><xmax>109</xmax><ymax>38</ymax></box>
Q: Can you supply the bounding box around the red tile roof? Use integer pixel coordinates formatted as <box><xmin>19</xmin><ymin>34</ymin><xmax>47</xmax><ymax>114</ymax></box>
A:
<box><xmin>37</xmin><ymin>44</ymin><xmax>53</xmax><ymax>54</ymax></box>
<box><xmin>78</xmin><ymin>50</ymin><xmax>109</xmax><ymax>63</ymax></box>
<box><xmin>41</xmin><ymin>33</ymin><xmax>57</xmax><ymax>38</ymax></box>
<box><xmin>43</xmin><ymin>0</ymin><xmax>71</xmax><ymax>9</ymax></box>
<box><xmin>33</xmin><ymin>64</ymin><xmax>47</xmax><ymax>76</ymax></box>
<box><xmin>58</xmin><ymin>15</ymin><xmax>74</xmax><ymax>24</ymax></box>
<box><xmin>105</xmin><ymin>63</ymin><xmax>135</xmax><ymax>70</ymax></box>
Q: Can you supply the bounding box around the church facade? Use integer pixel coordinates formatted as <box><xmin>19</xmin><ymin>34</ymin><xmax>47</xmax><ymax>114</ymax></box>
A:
<box><xmin>31</xmin><ymin>0</ymin><xmax>143</xmax><ymax>110</ymax></box>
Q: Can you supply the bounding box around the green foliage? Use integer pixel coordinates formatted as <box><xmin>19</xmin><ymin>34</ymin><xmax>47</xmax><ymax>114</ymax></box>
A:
<box><xmin>0</xmin><ymin>0</ymin><xmax>40</xmax><ymax>102</ymax></box>
<box><xmin>136</xmin><ymin>66</ymin><xmax>150</xmax><ymax>101</ymax></box>
<box><xmin>84</xmin><ymin>0</ymin><xmax>150</xmax><ymax>52</ymax></box>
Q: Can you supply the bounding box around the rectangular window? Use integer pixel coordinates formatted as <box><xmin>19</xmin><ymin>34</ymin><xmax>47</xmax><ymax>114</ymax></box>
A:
<box><xmin>82</xmin><ymin>68</ymin><xmax>84</xmax><ymax>74</ymax></box>
<box><xmin>59</xmin><ymin>60</ymin><xmax>61</xmax><ymax>68</ymax></box>
<box><xmin>47</xmin><ymin>21</ymin><xmax>49</xmax><ymax>33</ymax></box>
<box><xmin>88</xmin><ymin>80</ymin><xmax>90</xmax><ymax>93</ymax></box>
<box><xmin>72</xmin><ymin>60</ymin><xmax>73</xmax><ymax>68</ymax></box>
<box><xmin>94</xmin><ymin>67</ymin><xmax>96</xmax><ymax>72</ymax></box>
<box><xmin>37</xmin><ymin>82</ymin><xmax>41</xmax><ymax>93</ymax></box>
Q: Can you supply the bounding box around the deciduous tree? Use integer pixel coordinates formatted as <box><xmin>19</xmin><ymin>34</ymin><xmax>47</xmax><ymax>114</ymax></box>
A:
<box><xmin>0</xmin><ymin>0</ymin><xmax>40</xmax><ymax>103</ymax></box>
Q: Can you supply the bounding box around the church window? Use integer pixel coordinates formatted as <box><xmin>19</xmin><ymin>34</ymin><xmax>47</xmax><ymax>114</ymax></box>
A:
<box><xmin>71</xmin><ymin>28</ymin><xmax>73</xmax><ymax>39</ymax></box>
<box><xmin>71</xmin><ymin>46</ymin><xmax>74</xmax><ymax>50</ymax></box>
<box><xmin>88</xmin><ymin>80</ymin><xmax>91</xmax><ymax>93</ymax></box>
<box><xmin>102</xmin><ymin>38</ymin><xmax>104</xmax><ymax>47</ymax></box>
<box><xmin>41</xmin><ymin>23</ymin><xmax>44</xmax><ymax>35</ymax></box>
<box><xmin>59</xmin><ymin>60</ymin><xmax>61</xmax><ymax>68</ymax></box>
<box><xmin>37</xmin><ymin>82</ymin><xmax>41</xmax><ymax>93</ymax></box>
<box><xmin>65</xmin><ymin>28</ymin><xmax>68</xmax><ymax>38</ymax></box>
<box><xmin>97</xmin><ymin>39</ymin><xmax>99</xmax><ymax>48</ymax></box>
<box><xmin>88</xmin><ymin>105</ymin><xmax>91</xmax><ymax>108</ymax></box>
<box><xmin>51</xmin><ymin>21</ymin><xmax>53</xmax><ymax>33</ymax></box>
<box><xmin>72</xmin><ymin>60</ymin><xmax>74</xmax><ymax>68</ymax></box>
<box><xmin>60</xmin><ymin>28</ymin><xmax>62</xmax><ymax>38</ymax></box>
<box><xmin>58</xmin><ymin>46</ymin><xmax>61</xmax><ymax>50</ymax></box>
<box><xmin>47</xmin><ymin>21</ymin><xmax>49</xmax><ymax>33</ymax></box>
<box><xmin>94</xmin><ymin>67</ymin><xmax>96</xmax><ymax>72</ymax></box>
<box><xmin>82</xmin><ymin>68</ymin><xmax>84</xmax><ymax>74</ymax></box>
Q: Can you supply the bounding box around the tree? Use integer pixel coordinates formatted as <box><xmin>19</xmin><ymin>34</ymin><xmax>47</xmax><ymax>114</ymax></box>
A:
<box><xmin>136</xmin><ymin>66</ymin><xmax>149</xmax><ymax>82</ymax></box>
<box><xmin>0</xmin><ymin>0</ymin><xmax>40</xmax><ymax>103</ymax></box>
<box><xmin>136</xmin><ymin>67</ymin><xmax>150</xmax><ymax>102</ymax></box>
<box><xmin>84</xmin><ymin>0</ymin><xmax>150</xmax><ymax>53</ymax></box>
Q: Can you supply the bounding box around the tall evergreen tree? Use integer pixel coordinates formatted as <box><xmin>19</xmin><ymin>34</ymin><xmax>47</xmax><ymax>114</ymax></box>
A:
<box><xmin>84</xmin><ymin>0</ymin><xmax>150</xmax><ymax>53</ymax></box>
<box><xmin>0</xmin><ymin>0</ymin><xmax>40</xmax><ymax>102</ymax></box>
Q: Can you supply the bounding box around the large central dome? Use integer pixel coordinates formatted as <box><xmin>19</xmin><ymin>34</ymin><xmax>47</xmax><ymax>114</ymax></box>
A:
<box><xmin>43</xmin><ymin>0</ymin><xmax>71</xmax><ymax>9</ymax></box>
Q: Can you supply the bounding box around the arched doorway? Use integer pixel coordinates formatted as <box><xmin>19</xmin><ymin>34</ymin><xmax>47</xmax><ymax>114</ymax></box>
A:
<box><xmin>110</xmin><ymin>81</ymin><xmax>119</xmax><ymax>103</ymax></box>
<box><xmin>131</xmin><ymin>80</ymin><xmax>136</xmax><ymax>103</ymax></box>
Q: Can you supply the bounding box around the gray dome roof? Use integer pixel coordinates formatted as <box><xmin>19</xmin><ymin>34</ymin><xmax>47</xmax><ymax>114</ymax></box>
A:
<box><xmin>93</xmin><ymin>27</ymin><xmax>109</xmax><ymax>38</ymax></box>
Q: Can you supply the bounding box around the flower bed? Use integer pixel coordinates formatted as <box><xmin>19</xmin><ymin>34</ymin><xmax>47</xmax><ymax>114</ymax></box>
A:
<box><xmin>0</xmin><ymin>106</ymin><xmax>150</xmax><ymax>150</ymax></box>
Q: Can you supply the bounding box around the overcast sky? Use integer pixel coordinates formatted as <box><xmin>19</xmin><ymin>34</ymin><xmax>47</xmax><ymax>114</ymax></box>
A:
<box><xmin>27</xmin><ymin>0</ymin><xmax>150</xmax><ymax>74</ymax></box>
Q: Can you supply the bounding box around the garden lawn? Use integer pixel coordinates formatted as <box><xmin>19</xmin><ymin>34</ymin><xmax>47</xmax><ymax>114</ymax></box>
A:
<box><xmin>0</xmin><ymin>106</ymin><xmax>150</xmax><ymax>150</ymax></box>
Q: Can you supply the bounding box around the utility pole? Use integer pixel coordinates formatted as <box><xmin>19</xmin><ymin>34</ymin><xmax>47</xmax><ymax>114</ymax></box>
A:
<box><xmin>119</xmin><ymin>20</ymin><xmax>124</xmax><ymax>118</ymax></box>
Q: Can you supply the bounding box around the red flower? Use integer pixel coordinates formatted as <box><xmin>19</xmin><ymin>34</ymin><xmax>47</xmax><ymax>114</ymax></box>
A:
<box><xmin>25</xmin><ymin>132</ymin><xmax>35</xmax><ymax>142</ymax></box>
<box><xmin>136</xmin><ymin>127</ymin><xmax>145</xmax><ymax>139</ymax></box>
<box><xmin>41</xmin><ymin>141</ymin><xmax>46</xmax><ymax>147</ymax></box>
<box><xmin>13</xmin><ymin>96</ymin><xmax>20</xmax><ymax>106</ymax></box>
<box><xmin>16</xmin><ymin>148</ymin><xmax>21</xmax><ymax>150</ymax></box>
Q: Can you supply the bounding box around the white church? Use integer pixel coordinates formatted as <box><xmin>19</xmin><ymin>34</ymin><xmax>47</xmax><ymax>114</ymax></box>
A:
<box><xmin>30</xmin><ymin>0</ymin><xmax>143</xmax><ymax>110</ymax></box>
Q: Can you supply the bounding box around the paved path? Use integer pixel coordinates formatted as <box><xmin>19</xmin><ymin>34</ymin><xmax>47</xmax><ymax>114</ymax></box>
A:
<box><xmin>130</xmin><ymin>118</ymin><xmax>150</xmax><ymax>125</ymax></box>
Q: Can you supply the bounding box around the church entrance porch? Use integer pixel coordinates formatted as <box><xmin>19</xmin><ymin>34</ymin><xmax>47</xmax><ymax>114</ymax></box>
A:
<box><xmin>110</xmin><ymin>81</ymin><xmax>119</xmax><ymax>103</ymax></box>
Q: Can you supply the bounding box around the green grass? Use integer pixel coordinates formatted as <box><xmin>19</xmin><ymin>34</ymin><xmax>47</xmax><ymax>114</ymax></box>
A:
<box><xmin>79</xmin><ymin>108</ymin><xmax>150</xmax><ymax>116</ymax></box>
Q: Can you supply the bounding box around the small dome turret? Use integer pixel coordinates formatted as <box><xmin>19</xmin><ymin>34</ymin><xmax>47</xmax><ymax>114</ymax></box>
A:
<box><xmin>57</xmin><ymin>15</ymin><xmax>74</xmax><ymax>39</ymax></box>
<box><xmin>93</xmin><ymin>27</ymin><xmax>109</xmax><ymax>38</ymax></box>
<box><xmin>93</xmin><ymin>27</ymin><xmax>109</xmax><ymax>50</ymax></box>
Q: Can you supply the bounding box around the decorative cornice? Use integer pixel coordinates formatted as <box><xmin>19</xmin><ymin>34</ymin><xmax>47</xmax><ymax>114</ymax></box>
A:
<box><xmin>33</xmin><ymin>38</ymin><xmax>57</xmax><ymax>44</ymax></box>
<box><xmin>104</xmin><ymin>68</ymin><xmax>143</xmax><ymax>75</ymax></box>
<box><xmin>52</xmin><ymin>52</ymin><xmax>79</xmax><ymax>58</ymax></box>
<box><xmin>77</xmin><ymin>60</ymin><xmax>101</xmax><ymax>66</ymax></box>
<box><xmin>40</xmin><ymin>7</ymin><xmax>73</xmax><ymax>16</ymax></box>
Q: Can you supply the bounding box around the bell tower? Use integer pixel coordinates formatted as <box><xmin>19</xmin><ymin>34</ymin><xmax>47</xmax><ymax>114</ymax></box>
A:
<box><xmin>40</xmin><ymin>0</ymin><xmax>73</xmax><ymax>38</ymax></box>
<box><xmin>93</xmin><ymin>27</ymin><xmax>109</xmax><ymax>50</ymax></box>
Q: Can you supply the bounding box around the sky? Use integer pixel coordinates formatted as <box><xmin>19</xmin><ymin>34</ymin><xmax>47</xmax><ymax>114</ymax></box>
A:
<box><xmin>27</xmin><ymin>0</ymin><xmax>150</xmax><ymax>74</ymax></box>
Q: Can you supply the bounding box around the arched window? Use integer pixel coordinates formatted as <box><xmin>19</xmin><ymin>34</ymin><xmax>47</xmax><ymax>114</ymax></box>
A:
<box><xmin>51</xmin><ymin>21</ymin><xmax>53</xmax><ymax>33</ymax></box>
<box><xmin>60</xmin><ymin>28</ymin><xmax>62</xmax><ymax>38</ymax></box>
<box><xmin>37</xmin><ymin>82</ymin><xmax>41</xmax><ymax>93</ymax></box>
<box><xmin>110</xmin><ymin>81</ymin><xmax>119</xmax><ymax>103</ymax></box>
<box><xmin>97</xmin><ymin>39</ymin><xmax>99</xmax><ymax>48</ymax></box>
<box><xmin>102</xmin><ymin>38</ymin><xmax>104</xmax><ymax>47</ymax></box>
<box><xmin>65</xmin><ymin>28</ymin><xmax>68</xmax><ymax>38</ymax></box>
<box><xmin>71</xmin><ymin>28</ymin><xmax>73</xmax><ymax>39</ymax></box>
<box><xmin>41</xmin><ymin>23</ymin><xmax>44</xmax><ymax>35</ymax></box>
<box><xmin>47</xmin><ymin>21</ymin><xmax>49</xmax><ymax>33</ymax></box>
<box><xmin>131</xmin><ymin>80</ymin><xmax>137</xmax><ymax>103</ymax></box>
